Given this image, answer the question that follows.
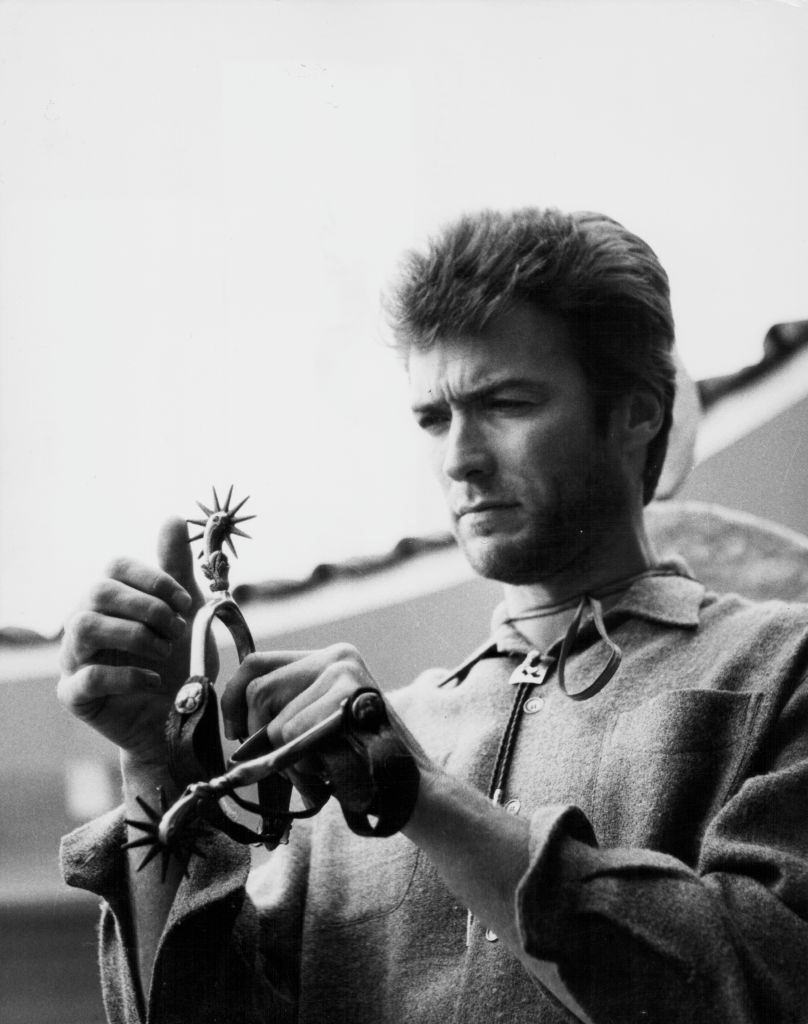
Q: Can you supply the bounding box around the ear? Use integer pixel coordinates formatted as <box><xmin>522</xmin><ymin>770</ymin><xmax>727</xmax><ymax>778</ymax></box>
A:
<box><xmin>610</xmin><ymin>390</ymin><xmax>664</xmax><ymax>452</ymax></box>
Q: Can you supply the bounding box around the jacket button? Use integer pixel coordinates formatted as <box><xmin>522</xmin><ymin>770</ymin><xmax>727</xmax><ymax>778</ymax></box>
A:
<box><xmin>485</xmin><ymin>929</ymin><xmax>498</xmax><ymax>942</ymax></box>
<box><xmin>523</xmin><ymin>696</ymin><xmax>544</xmax><ymax>714</ymax></box>
<box><xmin>504</xmin><ymin>798</ymin><xmax>521</xmax><ymax>815</ymax></box>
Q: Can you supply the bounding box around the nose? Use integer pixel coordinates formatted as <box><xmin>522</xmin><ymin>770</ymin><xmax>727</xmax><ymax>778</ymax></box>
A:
<box><xmin>442</xmin><ymin>412</ymin><xmax>494</xmax><ymax>482</ymax></box>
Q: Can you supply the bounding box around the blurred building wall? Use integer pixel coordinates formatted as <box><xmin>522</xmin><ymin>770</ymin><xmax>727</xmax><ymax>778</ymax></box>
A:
<box><xmin>680</xmin><ymin>393</ymin><xmax>808</xmax><ymax>538</ymax></box>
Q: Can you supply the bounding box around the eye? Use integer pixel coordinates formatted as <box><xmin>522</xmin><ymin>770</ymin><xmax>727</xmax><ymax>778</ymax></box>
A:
<box><xmin>486</xmin><ymin>397</ymin><xmax>532</xmax><ymax>413</ymax></box>
<box><xmin>415</xmin><ymin>411</ymin><xmax>450</xmax><ymax>434</ymax></box>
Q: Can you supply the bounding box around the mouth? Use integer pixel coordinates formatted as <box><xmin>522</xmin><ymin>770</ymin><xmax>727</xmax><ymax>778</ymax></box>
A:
<box><xmin>456</xmin><ymin>501</ymin><xmax>519</xmax><ymax>518</ymax></box>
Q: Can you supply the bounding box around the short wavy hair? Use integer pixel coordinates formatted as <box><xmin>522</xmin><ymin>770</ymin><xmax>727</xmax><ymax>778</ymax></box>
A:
<box><xmin>386</xmin><ymin>208</ymin><xmax>676</xmax><ymax>504</ymax></box>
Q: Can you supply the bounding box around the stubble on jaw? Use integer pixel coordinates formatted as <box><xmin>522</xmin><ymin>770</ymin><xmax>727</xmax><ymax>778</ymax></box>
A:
<box><xmin>454</xmin><ymin>452</ymin><xmax>628</xmax><ymax>586</ymax></box>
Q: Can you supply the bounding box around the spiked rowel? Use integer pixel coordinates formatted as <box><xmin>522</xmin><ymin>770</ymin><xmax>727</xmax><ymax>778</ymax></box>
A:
<box><xmin>186</xmin><ymin>485</ymin><xmax>256</xmax><ymax>561</ymax></box>
<box><xmin>124</xmin><ymin>789</ymin><xmax>206</xmax><ymax>882</ymax></box>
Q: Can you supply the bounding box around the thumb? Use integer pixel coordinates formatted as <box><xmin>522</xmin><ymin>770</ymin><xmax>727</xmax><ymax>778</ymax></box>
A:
<box><xmin>156</xmin><ymin>516</ymin><xmax>204</xmax><ymax>608</ymax></box>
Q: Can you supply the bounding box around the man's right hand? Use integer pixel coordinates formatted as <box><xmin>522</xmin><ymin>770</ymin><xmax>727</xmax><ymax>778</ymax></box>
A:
<box><xmin>57</xmin><ymin>517</ymin><xmax>205</xmax><ymax>772</ymax></box>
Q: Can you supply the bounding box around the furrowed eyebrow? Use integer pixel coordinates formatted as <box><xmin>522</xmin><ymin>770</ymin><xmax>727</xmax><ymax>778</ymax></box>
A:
<box><xmin>411</xmin><ymin>378</ymin><xmax>546</xmax><ymax>415</ymax></box>
<box><xmin>411</xmin><ymin>397</ymin><xmax>447</xmax><ymax>417</ymax></box>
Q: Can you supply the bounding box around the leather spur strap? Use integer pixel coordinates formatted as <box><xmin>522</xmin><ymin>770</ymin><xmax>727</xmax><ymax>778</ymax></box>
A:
<box><xmin>328</xmin><ymin>689</ymin><xmax>421</xmax><ymax>837</ymax></box>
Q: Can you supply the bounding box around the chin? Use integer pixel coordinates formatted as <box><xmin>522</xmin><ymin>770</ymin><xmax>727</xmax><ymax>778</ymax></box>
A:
<box><xmin>458</xmin><ymin>533</ymin><xmax>573</xmax><ymax>584</ymax></box>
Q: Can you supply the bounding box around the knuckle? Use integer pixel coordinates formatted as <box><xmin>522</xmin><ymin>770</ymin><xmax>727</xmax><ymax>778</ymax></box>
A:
<box><xmin>80</xmin><ymin>663</ymin><xmax>104</xmax><ymax>692</ymax></box>
<box><xmin>87</xmin><ymin>579</ymin><xmax>114</xmax><ymax>610</ymax></box>
<box><xmin>245</xmin><ymin>675</ymin><xmax>272</xmax><ymax>712</ymax></box>
<box><xmin>219</xmin><ymin>687</ymin><xmax>237</xmax><ymax>717</ymax></box>
<box><xmin>58</xmin><ymin>625</ymin><xmax>80</xmax><ymax>671</ymax></box>
<box><xmin>222</xmin><ymin>673</ymin><xmax>251</xmax><ymax>717</ymax></box>
<box><xmin>58</xmin><ymin>645</ymin><xmax>75</xmax><ymax>673</ymax></box>
<box><xmin>71</xmin><ymin>609</ymin><xmax>98</xmax><ymax>641</ymax></box>
<box><xmin>61</xmin><ymin>610</ymin><xmax>79</xmax><ymax>639</ymax></box>
<box><xmin>148</xmin><ymin>572</ymin><xmax>166</xmax><ymax>597</ymax></box>
<box><xmin>321</xmin><ymin>661</ymin><xmax>348</xmax><ymax>683</ymax></box>
<box><xmin>327</xmin><ymin>642</ymin><xmax>360</xmax><ymax>665</ymax></box>
<box><xmin>133</xmin><ymin>621</ymin><xmax>157</xmax><ymax>646</ymax></box>
<box><xmin>118</xmin><ymin>665</ymin><xmax>142</xmax><ymax>689</ymax></box>
<box><xmin>248</xmin><ymin>679</ymin><xmax>288</xmax><ymax>728</ymax></box>
<box><xmin>241</xmin><ymin>652</ymin><xmax>263</xmax><ymax>675</ymax></box>
<box><xmin>57</xmin><ymin>663</ymin><xmax>98</xmax><ymax>706</ymax></box>
<box><xmin>143</xmin><ymin>601</ymin><xmax>167</xmax><ymax>632</ymax></box>
<box><xmin>60</xmin><ymin>613</ymin><xmax>78</xmax><ymax>649</ymax></box>
<box><xmin>320</xmin><ymin>662</ymin><xmax>362</xmax><ymax>696</ymax></box>
<box><xmin>105</xmin><ymin>556</ymin><xmax>130</xmax><ymax>580</ymax></box>
<box><xmin>55</xmin><ymin>673</ymin><xmax>72</xmax><ymax>706</ymax></box>
<box><xmin>129</xmin><ymin>614</ymin><xmax>149</xmax><ymax>638</ymax></box>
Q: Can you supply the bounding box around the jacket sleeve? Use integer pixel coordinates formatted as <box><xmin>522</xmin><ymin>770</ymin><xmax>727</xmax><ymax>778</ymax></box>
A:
<box><xmin>60</xmin><ymin>809</ymin><xmax>305</xmax><ymax>1024</ymax></box>
<box><xmin>515</xmin><ymin>678</ymin><xmax>808</xmax><ymax>1024</ymax></box>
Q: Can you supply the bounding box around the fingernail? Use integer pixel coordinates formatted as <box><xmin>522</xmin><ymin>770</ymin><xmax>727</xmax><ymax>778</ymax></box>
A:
<box><xmin>145</xmin><ymin>673</ymin><xmax>164</xmax><ymax>690</ymax></box>
<box><xmin>169</xmin><ymin>615</ymin><xmax>187</xmax><ymax>639</ymax></box>
<box><xmin>174</xmin><ymin>590</ymin><xmax>193</xmax><ymax>614</ymax></box>
<box><xmin>155</xmin><ymin>638</ymin><xmax>173</xmax><ymax>658</ymax></box>
<box><xmin>223</xmin><ymin>720</ymin><xmax>234</xmax><ymax>741</ymax></box>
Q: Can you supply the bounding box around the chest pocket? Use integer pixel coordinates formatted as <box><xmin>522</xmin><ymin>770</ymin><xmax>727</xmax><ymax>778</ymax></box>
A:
<box><xmin>594</xmin><ymin>689</ymin><xmax>764</xmax><ymax>864</ymax></box>
<box><xmin>305</xmin><ymin>801</ymin><xmax>420</xmax><ymax>932</ymax></box>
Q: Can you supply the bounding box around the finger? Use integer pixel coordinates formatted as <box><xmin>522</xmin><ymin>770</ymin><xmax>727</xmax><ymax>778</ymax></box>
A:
<box><xmin>105</xmin><ymin>555</ymin><xmax>192</xmax><ymax>615</ymax></box>
<box><xmin>157</xmin><ymin>517</ymin><xmax>203</xmax><ymax>607</ymax></box>
<box><xmin>262</xmin><ymin>663</ymin><xmax>364</xmax><ymax>747</ymax></box>
<box><xmin>223</xmin><ymin>644</ymin><xmax>366</xmax><ymax>740</ymax></box>
<box><xmin>61</xmin><ymin>609</ymin><xmax>174</xmax><ymax>673</ymax></box>
<box><xmin>220</xmin><ymin>650</ymin><xmax>315</xmax><ymax>739</ymax></box>
<box><xmin>57</xmin><ymin>663</ymin><xmax>163</xmax><ymax>715</ymax></box>
<box><xmin>85</xmin><ymin>578</ymin><xmax>188</xmax><ymax>642</ymax></box>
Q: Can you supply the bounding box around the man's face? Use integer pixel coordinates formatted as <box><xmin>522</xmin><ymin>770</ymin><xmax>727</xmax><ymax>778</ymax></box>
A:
<box><xmin>408</xmin><ymin>302</ymin><xmax>630</xmax><ymax>584</ymax></box>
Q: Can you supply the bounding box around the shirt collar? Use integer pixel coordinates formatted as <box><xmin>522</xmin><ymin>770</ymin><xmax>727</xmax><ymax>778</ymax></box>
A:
<box><xmin>436</xmin><ymin>558</ymin><xmax>705</xmax><ymax>686</ymax></box>
<box><xmin>490</xmin><ymin>557</ymin><xmax>705</xmax><ymax>657</ymax></box>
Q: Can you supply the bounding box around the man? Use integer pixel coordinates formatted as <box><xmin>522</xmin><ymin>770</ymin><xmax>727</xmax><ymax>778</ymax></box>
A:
<box><xmin>59</xmin><ymin>208</ymin><xmax>808</xmax><ymax>1023</ymax></box>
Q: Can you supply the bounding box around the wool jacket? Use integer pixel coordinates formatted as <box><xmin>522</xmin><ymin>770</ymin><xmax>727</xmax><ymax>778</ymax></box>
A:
<box><xmin>61</xmin><ymin>569</ymin><xmax>808</xmax><ymax>1024</ymax></box>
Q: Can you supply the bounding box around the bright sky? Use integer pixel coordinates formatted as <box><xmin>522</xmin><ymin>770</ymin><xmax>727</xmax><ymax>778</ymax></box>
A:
<box><xmin>1</xmin><ymin>1</ymin><xmax>806</xmax><ymax>635</ymax></box>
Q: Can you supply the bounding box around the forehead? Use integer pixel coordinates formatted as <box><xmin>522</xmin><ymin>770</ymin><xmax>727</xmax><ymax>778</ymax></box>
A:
<box><xmin>407</xmin><ymin>302</ymin><xmax>581</xmax><ymax>402</ymax></box>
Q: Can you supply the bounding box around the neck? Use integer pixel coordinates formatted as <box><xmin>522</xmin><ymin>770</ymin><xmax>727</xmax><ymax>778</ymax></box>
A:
<box><xmin>502</xmin><ymin>513</ymin><xmax>656</xmax><ymax>650</ymax></box>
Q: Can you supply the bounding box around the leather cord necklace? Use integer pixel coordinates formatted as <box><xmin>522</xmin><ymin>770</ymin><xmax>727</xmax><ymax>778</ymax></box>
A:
<box><xmin>441</xmin><ymin>566</ymin><xmax>682</xmax><ymax>697</ymax></box>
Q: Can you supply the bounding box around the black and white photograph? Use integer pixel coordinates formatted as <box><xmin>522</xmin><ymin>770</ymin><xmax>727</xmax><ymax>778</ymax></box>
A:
<box><xmin>1</xmin><ymin>2</ymin><xmax>807</xmax><ymax>1022</ymax></box>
